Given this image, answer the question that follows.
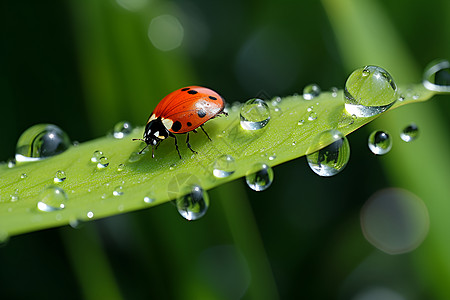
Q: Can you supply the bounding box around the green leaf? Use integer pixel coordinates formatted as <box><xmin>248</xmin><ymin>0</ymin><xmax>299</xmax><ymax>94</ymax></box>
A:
<box><xmin>0</xmin><ymin>83</ymin><xmax>435</xmax><ymax>238</ymax></box>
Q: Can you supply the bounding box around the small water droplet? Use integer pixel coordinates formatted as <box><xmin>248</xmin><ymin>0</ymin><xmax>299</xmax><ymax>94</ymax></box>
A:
<box><xmin>15</xmin><ymin>124</ymin><xmax>71</xmax><ymax>162</ymax></box>
<box><xmin>91</xmin><ymin>151</ymin><xmax>103</xmax><ymax>163</ymax></box>
<box><xmin>128</xmin><ymin>151</ymin><xmax>143</xmax><ymax>163</ymax></box>
<box><xmin>97</xmin><ymin>156</ymin><xmax>109</xmax><ymax>169</ymax></box>
<box><xmin>53</xmin><ymin>170</ymin><xmax>66</xmax><ymax>183</ymax></box>
<box><xmin>338</xmin><ymin>113</ymin><xmax>357</xmax><ymax>128</ymax></box>
<box><xmin>330</xmin><ymin>87</ymin><xmax>339</xmax><ymax>97</ymax></box>
<box><xmin>87</xmin><ymin>211</ymin><xmax>94</xmax><ymax>219</ymax></box>
<box><xmin>344</xmin><ymin>66</ymin><xmax>397</xmax><ymax>117</ymax></box>
<box><xmin>306</xmin><ymin>130</ymin><xmax>350</xmax><ymax>177</ymax></box>
<box><xmin>37</xmin><ymin>186</ymin><xmax>68</xmax><ymax>212</ymax></box>
<box><xmin>400</xmin><ymin>123</ymin><xmax>419</xmax><ymax>142</ymax></box>
<box><xmin>268</xmin><ymin>155</ymin><xmax>276</xmax><ymax>161</ymax></box>
<box><xmin>144</xmin><ymin>193</ymin><xmax>156</xmax><ymax>204</ymax></box>
<box><xmin>303</xmin><ymin>83</ymin><xmax>321</xmax><ymax>100</ymax></box>
<box><xmin>298</xmin><ymin>120</ymin><xmax>305</xmax><ymax>126</ymax></box>
<box><xmin>240</xmin><ymin>98</ymin><xmax>271</xmax><ymax>130</ymax></box>
<box><xmin>10</xmin><ymin>189</ymin><xmax>19</xmax><ymax>202</ymax></box>
<box><xmin>423</xmin><ymin>59</ymin><xmax>450</xmax><ymax>92</ymax></box>
<box><xmin>176</xmin><ymin>185</ymin><xmax>209</xmax><ymax>220</ymax></box>
<box><xmin>307</xmin><ymin>106</ymin><xmax>314</xmax><ymax>112</ymax></box>
<box><xmin>368</xmin><ymin>131</ymin><xmax>392</xmax><ymax>155</ymax></box>
<box><xmin>245</xmin><ymin>163</ymin><xmax>274</xmax><ymax>191</ymax></box>
<box><xmin>169</xmin><ymin>163</ymin><xmax>176</xmax><ymax>170</ymax></box>
<box><xmin>308</xmin><ymin>111</ymin><xmax>318</xmax><ymax>121</ymax></box>
<box><xmin>212</xmin><ymin>155</ymin><xmax>236</xmax><ymax>178</ymax></box>
<box><xmin>111</xmin><ymin>121</ymin><xmax>133</xmax><ymax>139</ymax></box>
<box><xmin>117</xmin><ymin>163</ymin><xmax>125</xmax><ymax>171</ymax></box>
<box><xmin>20</xmin><ymin>173</ymin><xmax>27</xmax><ymax>179</ymax></box>
<box><xmin>113</xmin><ymin>186</ymin><xmax>124</xmax><ymax>196</ymax></box>
<box><xmin>7</xmin><ymin>159</ymin><xmax>16</xmax><ymax>168</ymax></box>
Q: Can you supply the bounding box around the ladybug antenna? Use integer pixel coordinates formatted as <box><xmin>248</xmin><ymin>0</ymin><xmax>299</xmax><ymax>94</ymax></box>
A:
<box><xmin>132</xmin><ymin>138</ymin><xmax>149</xmax><ymax>154</ymax></box>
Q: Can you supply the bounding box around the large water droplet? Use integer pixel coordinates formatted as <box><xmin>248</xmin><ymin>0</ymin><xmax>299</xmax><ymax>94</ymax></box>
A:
<box><xmin>303</xmin><ymin>83</ymin><xmax>321</xmax><ymax>100</ymax></box>
<box><xmin>111</xmin><ymin>121</ymin><xmax>133</xmax><ymax>139</ymax></box>
<box><xmin>368</xmin><ymin>131</ymin><xmax>392</xmax><ymax>155</ymax></box>
<box><xmin>212</xmin><ymin>155</ymin><xmax>236</xmax><ymax>178</ymax></box>
<box><xmin>97</xmin><ymin>156</ymin><xmax>109</xmax><ymax>169</ymax></box>
<box><xmin>423</xmin><ymin>59</ymin><xmax>450</xmax><ymax>92</ymax></box>
<box><xmin>306</xmin><ymin>130</ymin><xmax>350</xmax><ymax>177</ymax></box>
<box><xmin>54</xmin><ymin>170</ymin><xmax>67</xmax><ymax>183</ymax></box>
<box><xmin>240</xmin><ymin>98</ymin><xmax>270</xmax><ymax>130</ymax></box>
<box><xmin>37</xmin><ymin>186</ymin><xmax>68</xmax><ymax>212</ymax></box>
<box><xmin>400</xmin><ymin>123</ymin><xmax>419</xmax><ymax>142</ymax></box>
<box><xmin>15</xmin><ymin>124</ymin><xmax>71</xmax><ymax>162</ymax></box>
<box><xmin>245</xmin><ymin>163</ymin><xmax>274</xmax><ymax>191</ymax></box>
<box><xmin>344</xmin><ymin>66</ymin><xmax>397</xmax><ymax>117</ymax></box>
<box><xmin>176</xmin><ymin>185</ymin><xmax>209</xmax><ymax>220</ymax></box>
<box><xmin>91</xmin><ymin>150</ymin><xmax>103</xmax><ymax>163</ymax></box>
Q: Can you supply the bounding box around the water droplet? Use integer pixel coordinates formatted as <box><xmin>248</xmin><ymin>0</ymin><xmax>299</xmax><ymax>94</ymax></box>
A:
<box><xmin>344</xmin><ymin>66</ymin><xmax>397</xmax><ymax>117</ymax></box>
<box><xmin>423</xmin><ymin>59</ymin><xmax>450</xmax><ymax>92</ymax></box>
<box><xmin>306</xmin><ymin>130</ymin><xmax>350</xmax><ymax>177</ymax></box>
<box><xmin>330</xmin><ymin>87</ymin><xmax>338</xmax><ymax>97</ymax></box>
<box><xmin>245</xmin><ymin>163</ymin><xmax>274</xmax><ymax>191</ymax></box>
<box><xmin>10</xmin><ymin>189</ymin><xmax>19</xmax><ymax>202</ymax></box>
<box><xmin>7</xmin><ymin>159</ymin><xmax>16</xmax><ymax>168</ymax></box>
<box><xmin>144</xmin><ymin>192</ymin><xmax>156</xmax><ymax>204</ymax></box>
<box><xmin>176</xmin><ymin>185</ymin><xmax>209</xmax><ymax>220</ymax></box>
<box><xmin>54</xmin><ymin>170</ymin><xmax>67</xmax><ymax>183</ymax></box>
<box><xmin>212</xmin><ymin>155</ymin><xmax>236</xmax><ymax>178</ymax></box>
<box><xmin>338</xmin><ymin>113</ymin><xmax>357</xmax><ymax>128</ymax></box>
<box><xmin>368</xmin><ymin>131</ymin><xmax>392</xmax><ymax>155</ymax></box>
<box><xmin>240</xmin><ymin>98</ymin><xmax>271</xmax><ymax>130</ymax></box>
<box><xmin>20</xmin><ymin>173</ymin><xmax>27</xmax><ymax>179</ymax></box>
<box><xmin>113</xmin><ymin>186</ymin><xmax>124</xmax><ymax>196</ymax></box>
<box><xmin>308</xmin><ymin>111</ymin><xmax>318</xmax><ymax>121</ymax></box>
<box><xmin>111</xmin><ymin>121</ymin><xmax>133</xmax><ymax>139</ymax></box>
<box><xmin>15</xmin><ymin>124</ymin><xmax>71</xmax><ymax>162</ymax></box>
<box><xmin>400</xmin><ymin>123</ymin><xmax>419</xmax><ymax>142</ymax></box>
<box><xmin>91</xmin><ymin>151</ymin><xmax>103</xmax><ymax>163</ymax></box>
<box><xmin>97</xmin><ymin>156</ymin><xmax>109</xmax><ymax>169</ymax></box>
<box><xmin>117</xmin><ymin>163</ymin><xmax>125</xmax><ymax>171</ymax></box>
<box><xmin>297</xmin><ymin>120</ymin><xmax>305</xmax><ymax>126</ymax></box>
<box><xmin>87</xmin><ymin>211</ymin><xmax>94</xmax><ymax>219</ymax></box>
<box><xmin>128</xmin><ymin>151</ymin><xmax>143</xmax><ymax>163</ymax></box>
<box><xmin>303</xmin><ymin>83</ymin><xmax>321</xmax><ymax>100</ymax></box>
<box><xmin>37</xmin><ymin>186</ymin><xmax>68</xmax><ymax>212</ymax></box>
<box><xmin>268</xmin><ymin>154</ymin><xmax>276</xmax><ymax>161</ymax></box>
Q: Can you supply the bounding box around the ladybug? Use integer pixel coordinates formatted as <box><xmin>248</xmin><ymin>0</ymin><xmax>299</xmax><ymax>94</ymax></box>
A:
<box><xmin>133</xmin><ymin>86</ymin><xmax>227</xmax><ymax>158</ymax></box>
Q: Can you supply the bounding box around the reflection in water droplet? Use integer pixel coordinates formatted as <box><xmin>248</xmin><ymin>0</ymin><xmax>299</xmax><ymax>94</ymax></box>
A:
<box><xmin>15</xmin><ymin>124</ymin><xmax>71</xmax><ymax>162</ymax></box>
<box><xmin>368</xmin><ymin>131</ymin><xmax>392</xmax><ymax>155</ymax></box>
<box><xmin>148</xmin><ymin>14</ymin><xmax>184</xmax><ymax>52</ymax></box>
<box><xmin>422</xmin><ymin>59</ymin><xmax>450</xmax><ymax>92</ymax></box>
<box><xmin>97</xmin><ymin>157</ymin><xmax>109</xmax><ymax>169</ymax></box>
<box><xmin>303</xmin><ymin>83</ymin><xmax>321</xmax><ymax>100</ymax></box>
<box><xmin>54</xmin><ymin>170</ymin><xmax>67</xmax><ymax>183</ymax></box>
<box><xmin>91</xmin><ymin>151</ymin><xmax>103</xmax><ymax>163</ymax></box>
<box><xmin>111</xmin><ymin>121</ymin><xmax>133</xmax><ymax>139</ymax></box>
<box><xmin>113</xmin><ymin>186</ymin><xmax>124</xmax><ymax>196</ymax></box>
<box><xmin>176</xmin><ymin>185</ymin><xmax>209</xmax><ymax>220</ymax></box>
<box><xmin>361</xmin><ymin>188</ymin><xmax>429</xmax><ymax>254</ymax></box>
<box><xmin>400</xmin><ymin>123</ymin><xmax>419</xmax><ymax>142</ymax></box>
<box><xmin>37</xmin><ymin>186</ymin><xmax>68</xmax><ymax>212</ymax></box>
<box><xmin>344</xmin><ymin>66</ymin><xmax>397</xmax><ymax>117</ymax></box>
<box><xmin>212</xmin><ymin>155</ymin><xmax>236</xmax><ymax>178</ymax></box>
<box><xmin>240</xmin><ymin>98</ymin><xmax>271</xmax><ymax>130</ymax></box>
<box><xmin>297</xmin><ymin>120</ymin><xmax>305</xmax><ymax>126</ymax></box>
<box><xmin>308</xmin><ymin>111</ymin><xmax>317</xmax><ymax>121</ymax></box>
<box><xmin>306</xmin><ymin>130</ymin><xmax>350</xmax><ymax>177</ymax></box>
<box><xmin>245</xmin><ymin>163</ymin><xmax>274</xmax><ymax>191</ymax></box>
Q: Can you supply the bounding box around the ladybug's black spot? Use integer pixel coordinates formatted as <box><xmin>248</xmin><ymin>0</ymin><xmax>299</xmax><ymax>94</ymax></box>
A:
<box><xmin>197</xmin><ymin>109</ymin><xmax>207</xmax><ymax>118</ymax></box>
<box><xmin>208</xmin><ymin>96</ymin><xmax>217</xmax><ymax>100</ymax></box>
<box><xmin>187</xmin><ymin>122</ymin><xmax>192</xmax><ymax>127</ymax></box>
<box><xmin>172</xmin><ymin>121</ymin><xmax>182</xmax><ymax>132</ymax></box>
<box><xmin>181</xmin><ymin>87</ymin><xmax>190</xmax><ymax>91</ymax></box>
<box><xmin>187</xmin><ymin>90</ymin><xmax>198</xmax><ymax>95</ymax></box>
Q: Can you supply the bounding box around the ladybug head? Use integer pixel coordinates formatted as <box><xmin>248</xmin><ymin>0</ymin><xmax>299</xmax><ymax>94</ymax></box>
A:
<box><xmin>132</xmin><ymin>118</ymin><xmax>169</xmax><ymax>158</ymax></box>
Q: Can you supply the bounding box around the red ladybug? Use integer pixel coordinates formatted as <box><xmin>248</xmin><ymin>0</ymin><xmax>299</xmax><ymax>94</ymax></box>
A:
<box><xmin>133</xmin><ymin>86</ymin><xmax>227</xmax><ymax>158</ymax></box>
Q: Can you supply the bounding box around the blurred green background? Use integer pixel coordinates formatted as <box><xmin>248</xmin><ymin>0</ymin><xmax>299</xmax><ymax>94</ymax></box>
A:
<box><xmin>1</xmin><ymin>0</ymin><xmax>449</xmax><ymax>299</ymax></box>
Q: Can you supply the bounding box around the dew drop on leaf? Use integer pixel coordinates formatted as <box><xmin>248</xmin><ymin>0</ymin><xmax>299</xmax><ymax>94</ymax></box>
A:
<box><xmin>400</xmin><ymin>123</ymin><xmax>419</xmax><ymax>142</ymax></box>
<box><xmin>368</xmin><ymin>131</ymin><xmax>392</xmax><ymax>155</ymax></box>
<box><xmin>37</xmin><ymin>186</ymin><xmax>68</xmax><ymax>212</ymax></box>
<box><xmin>110</xmin><ymin>121</ymin><xmax>133</xmax><ymax>139</ymax></box>
<box><xmin>54</xmin><ymin>170</ymin><xmax>67</xmax><ymax>183</ymax></box>
<box><xmin>245</xmin><ymin>163</ymin><xmax>274</xmax><ymax>191</ymax></box>
<box><xmin>422</xmin><ymin>59</ymin><xmax>450</xmax><ymax>92</ymax></box>
<box><xmin>344</xmin><ymin>66</ymin><xmax>397</xmax><ymax>117</ymax></box>
<box><xmin>240</xmin><ymin>98</ymin><xmax>271</xmax><ymax>130</ymax></box>
<box><xmin>176</xmin><ymin>185</ymin><xmax>209</xmax><ymax>221</ymax></box>
<box><xmin>91</xmin><ymin>151</ymin><xmax>103</xmax><ymax>163</ymax></box>
<box><xmin>212</xmin><ymin>155</ymin><xmax>236</xmax><ymax>178</ymax></box>
<box><xmin>303</xmin><ymin>83</ymin><xmax>321</xmax><ymax>100</ymax></box>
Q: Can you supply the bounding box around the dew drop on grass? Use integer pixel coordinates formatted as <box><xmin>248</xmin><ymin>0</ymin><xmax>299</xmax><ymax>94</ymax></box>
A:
<box><xmin>176</xmin><ymin>185</ymin><xmax>209</xmax><ymax>221</ymax></box>
<box><xmin>37</xmin><ymin>186</ymin><xmax>68</xmax><ymax>212</ymax></box>
<box><xmin>245</xmin><ymin>163</ymin><xmax>274</xmax><ymax>191</ymax></box>
<box><xmin>212</xmin><ymin>155</ymin><xmax>236</xmax><ymax>178</ymax></box>
<box><xmin>240</xmin><ymin>98</ymin><xmax>270</xmax><ymax>130</ymax></box>
<box><xmin>15</xmin><ymin>124</ymin><xmax>71</xmax><ymax>162</ymax></box>
<box><xmin>368</xmin><ymin>131</ymin><xmax>392</xmax><ymax>155</ymax></box>
<box><xmin>306</xmin><ymin>130</ymin><xmax>350</xmax><ymax>177</ymax></box>
<box><xmin>303</xmin><ymin>83</ymin><xmax>321</xmax><ymax>100</ymax></box>
<box><xmin>111</xmin><ymin>121</ymin><xmax>133</xmax><ymax>139</ymax></box>
<box><xmin>91</xmin><ymin>151</ymin><xmax>103</xmax><ymax>163</ymax></box>
<box><xmin>422</xmin><ymin>59</ymin><xmax>450</xmax><ymax>92</ymax></box>
<box><xmin>400</xmin><ymin>123</ymin><xmax>419</xmax><ymax>142</ymax></box>
<box><xmin>54</xmin><ymin>170</ymin><xmax>67</xmax><ymax>183</ymax></box>
<box><xmin>344</xmin><ymin>66</ymin><xmax>397</xmax><ymax>117</ymax></box>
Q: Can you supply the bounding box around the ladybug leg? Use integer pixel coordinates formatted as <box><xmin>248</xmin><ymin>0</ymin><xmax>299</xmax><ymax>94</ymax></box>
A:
<box><xmin>185</xmin><ymin>132</ymin><xmax>198</xmax><ymax>154</ymax></box>
<box><xmin>169</xmin><ymin>132</ymin><xmax>182</xmax><ymax>159</ymax></box>
<box><xmin>200</xmin><ymin>125</ymin><xmax>212</xmax><ymax>141</ymax></box>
